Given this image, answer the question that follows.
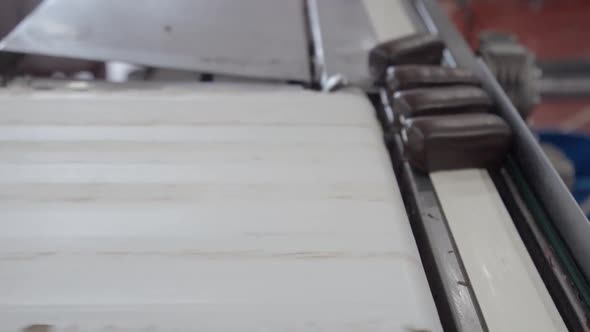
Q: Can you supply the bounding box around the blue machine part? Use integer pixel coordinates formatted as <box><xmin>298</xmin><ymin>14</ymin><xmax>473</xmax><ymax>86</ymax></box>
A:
<box><xmin>539</xmin><ymin>131</ymin><xmax>590</xmax><ymax>218</ymax></box>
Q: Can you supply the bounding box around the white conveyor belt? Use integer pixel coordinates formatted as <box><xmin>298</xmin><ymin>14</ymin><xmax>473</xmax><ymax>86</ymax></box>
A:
<box><xmin>431</xmin><ymin>170</ymin><xmax>567</xmax><ymax>332</ymax></box>
<box><xmin>0</xmin><ymin>87</ymin><xmax>442</xmax><ymax>332</ymax></box>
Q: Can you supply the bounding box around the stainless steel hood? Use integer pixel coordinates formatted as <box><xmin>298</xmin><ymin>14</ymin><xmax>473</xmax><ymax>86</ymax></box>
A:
<box><xmin>0</xmin><ymin>0</ymin><xmax>311</xmax><ymax>82</ymax></box>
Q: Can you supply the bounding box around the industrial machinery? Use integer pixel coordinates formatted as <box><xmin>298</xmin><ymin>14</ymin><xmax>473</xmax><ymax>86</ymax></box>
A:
<box><xmin>0</xmin><ymin>1</ymin><xmax>588</xmax><ymax>331</ymax></box>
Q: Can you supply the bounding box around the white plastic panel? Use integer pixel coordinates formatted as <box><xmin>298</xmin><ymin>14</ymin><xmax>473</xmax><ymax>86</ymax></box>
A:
<box><xmin>0</xmin><ymin>88</ymin><xmax>442</xmax><ymax>331</ymax></box>
<box><xmin>431</xmin><ymin>169</ymin><xmax>567</xmax><ymax>332</ymax></box>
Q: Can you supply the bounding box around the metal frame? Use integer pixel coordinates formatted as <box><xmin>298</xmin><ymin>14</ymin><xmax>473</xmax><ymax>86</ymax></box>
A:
<box><xmin>381</xmin><ymin>118</ymin><xmax>487</xmax><ymax>332</ymax></box>
<box><xmin>360</xmin><ymin>4</ymin><xmax>488</xmax><ymax>331</ymax></box>
<box><xmin>306</xmin><ymin>0</ymin><xmax>380</xmax><ymax>89</ymax></box>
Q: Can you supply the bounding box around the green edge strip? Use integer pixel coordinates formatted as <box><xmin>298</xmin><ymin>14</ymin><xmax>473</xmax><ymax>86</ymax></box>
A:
<box><xmin>506</xmin><ymin>157</ymin><xmax>590</xmax><ymax>309</ymax></box>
